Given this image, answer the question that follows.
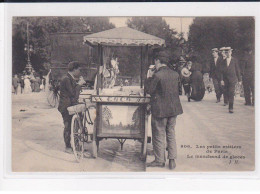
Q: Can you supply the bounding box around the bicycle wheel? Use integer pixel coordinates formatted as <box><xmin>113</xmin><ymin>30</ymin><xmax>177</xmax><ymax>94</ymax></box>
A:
<box><xmin>71</xmin><ymin>114</ymin><xmax>84</xmax><ymax>162</ymax></box>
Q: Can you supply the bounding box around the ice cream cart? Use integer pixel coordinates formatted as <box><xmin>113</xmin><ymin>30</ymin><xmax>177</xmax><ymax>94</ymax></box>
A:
<box><xmin>83</xmin><ymin>27</ymin><xmax>165</xmax><ymax>160</ymax></box>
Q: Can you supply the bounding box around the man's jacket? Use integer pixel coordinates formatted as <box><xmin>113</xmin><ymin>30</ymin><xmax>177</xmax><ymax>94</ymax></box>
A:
<box><xmin>220</xmin><ymin>57</ymin><xmax>242</xmax><ymax>83</ymax></box>
<box><xmin>209</xmin><ymin>57</ymin><xmax>222</xmax><ymax>80</ymax></box>
<box><xmin>145</xmin><ymin>66</ymin><xmax>183</xmax><ymax>118</ymax></box>
<box><xmin>241</xmin><ymin>54</ymin><xmax>254</xmax><ymax>79</ymax></box>
<box><xmin>58</xmin><ymin>73</ymin><xmax>81</xmax><ymax>113</ymax></box>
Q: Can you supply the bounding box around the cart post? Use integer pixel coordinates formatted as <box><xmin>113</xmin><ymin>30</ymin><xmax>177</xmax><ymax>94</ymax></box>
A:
<box><xmin>140</xmin><ymin>46</ymin><xmax>143</xmax><ymax>88</ymax></box>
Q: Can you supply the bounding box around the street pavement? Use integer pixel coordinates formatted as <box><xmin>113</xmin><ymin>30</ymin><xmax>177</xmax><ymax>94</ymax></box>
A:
<box><xmin>12</xmin><ymin>91</ymin><xmax>255</xmax><ymax>172</ymax></box>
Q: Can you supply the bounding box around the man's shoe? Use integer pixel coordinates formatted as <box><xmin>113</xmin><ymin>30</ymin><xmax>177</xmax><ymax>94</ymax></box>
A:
<box><xmin>65</xmin><ymin>147</ymin><xmax>73</xmax><ymax>154</ymax></box>
<box><xmin>245</xmin><ymin>102</ymin><xmax>252</xmax><ymax>106</ymax></box>
<box><xmin>216</xmin><ymin>99</ymin><xmax>220</xmax><ymax>103</ymax></box>
<box><xmin>188</xmin><ymin>97</ymin><xmax>191</xmax><ymax>102</ymax></box>
<box><xmin>224</xmin><ymin>103</ymin><xmax>228</xmax><ymax>106</ymax></box>
<box><xmin>229</xmin><ymin>109</ymin><xmax>234</xmax><ymax>113</ymax></box>
<box><xmin>169</xmin><ymin>159</ymin><xmax>176</xmax><ymax>170</ymax></box>
<box><xmin>146</xmin><ymin>160</ymin><xmax>165</xmax><ymax>168</ymax></box>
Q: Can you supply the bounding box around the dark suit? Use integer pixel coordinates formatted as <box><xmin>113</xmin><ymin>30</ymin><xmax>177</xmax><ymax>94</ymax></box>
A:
<box><xmin>209</xmin><ymin>57</ymin><xmax>222</xmax><ymax>100</ymax></box>
<box><xmin>241</xmin><ymin>54</ymin><xmax>254</xmax><ymax>105</ymax></box>
<box><xmin>220</xmin><ymin>57</ymin><xmax>242</xmax><ymax>110</ymax></box>
<box><xmin>58</xmin><ymin>73</ymin><xmax>81</xmax><ymax>148</ymax></box>
<box><xmin>145</xmin><ymin>66</ymin><xmax>183</xmax><ymax>163</ymax></box>
<box><xmin>145</xmin><ymin>66</ymin><xmax>183</xmax><ymax>118</ymax></box>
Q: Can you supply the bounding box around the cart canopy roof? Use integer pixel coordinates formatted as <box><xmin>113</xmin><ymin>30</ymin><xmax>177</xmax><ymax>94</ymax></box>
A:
<box><xmin>83</xmin><ymin>27</ymin><xmax>165</xmax><ymax>47</ymax></box>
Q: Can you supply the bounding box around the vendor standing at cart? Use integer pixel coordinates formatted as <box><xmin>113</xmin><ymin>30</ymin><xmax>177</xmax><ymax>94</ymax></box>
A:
<box><xmin>58</xmin><ymin>61</ymin><xmax>85</xmax><ymax>153</ymax></box>
<box><xmin>145</xmin><ymin>51</ymin><xmax>183</xmax><ymax>170</ymax></box>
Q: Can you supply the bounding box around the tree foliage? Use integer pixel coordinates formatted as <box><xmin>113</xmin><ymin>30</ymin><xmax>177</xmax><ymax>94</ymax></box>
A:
<box><xmin>127</xmin><ymin>17</ymin><xmax>183</xmax><ymax>62</ymax></box>
<box><xmin>188</xmin><ymin>17</ymin><xmax>255</xmax><ymax>71</ymax></box>
<box><xmin>106</xmin><ymin>17</ymin><xmax>183</xmax><ymax>80</ymax></box>
<box><xmin>12</xmin><ymin>17</ymin><xmax>115</xmax><ymax>74</ymax></box>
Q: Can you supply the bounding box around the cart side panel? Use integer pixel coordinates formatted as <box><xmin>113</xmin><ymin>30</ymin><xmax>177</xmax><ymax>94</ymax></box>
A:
<box><xmin>96</xmin><ymin>103</ymin><xmax>145</xmax><ymax>139</ymax></box>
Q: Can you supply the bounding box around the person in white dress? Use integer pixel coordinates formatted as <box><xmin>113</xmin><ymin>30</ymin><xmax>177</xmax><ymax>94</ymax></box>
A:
<box><xmin>23</xmin><ymin>75</ymin><xmax>32</xmax><ymax>94</ymax></box>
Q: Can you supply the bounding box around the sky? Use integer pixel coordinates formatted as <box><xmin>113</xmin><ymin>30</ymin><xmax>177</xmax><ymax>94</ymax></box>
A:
<box><xmin>109</xmin><ymin>17</ymin><xmax>194</xmax><ymax>40</ymax></box>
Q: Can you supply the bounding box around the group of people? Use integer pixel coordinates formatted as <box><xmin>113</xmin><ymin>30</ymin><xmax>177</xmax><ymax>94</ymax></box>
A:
<box><xmin>12</xmin><ymin>71</ymin><xmax>46</xmax><ymax>95</ymax></box>
<box><xmin>178</xmin><ymin>58</ymin><xmax>205</xmax><ymax>102</ymax></box>
<box><xmin>57</xmin><ymin>45</ymin><xmax>254</xmax><ymax>170</ymax></box>
<box><xmin>209</xmin><ymin>47</ymin><xmax>254</xmax><ymax>113</ymax></box>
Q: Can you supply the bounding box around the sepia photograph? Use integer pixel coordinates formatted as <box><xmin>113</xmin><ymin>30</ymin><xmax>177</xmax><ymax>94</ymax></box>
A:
<box><xmin>11</xmin><ymin>15</ymin><xmax>255</xmax><ymax>172</ymax></box>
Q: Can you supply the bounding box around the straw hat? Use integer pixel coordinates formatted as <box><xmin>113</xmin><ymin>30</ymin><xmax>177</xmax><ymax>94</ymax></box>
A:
<box><xmin>181</xmin><ymin>68</ymin><xmax>191</xmax><ymax>78</ymax></box>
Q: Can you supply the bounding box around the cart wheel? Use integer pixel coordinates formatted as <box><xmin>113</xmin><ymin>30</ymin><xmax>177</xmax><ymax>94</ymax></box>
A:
<box><xmin>47</xmin><ymin>91</ymin><xmax>59</xmax><ymax>108</ymax></box>
<box><xmin>71</xmin><ymin>114</ymin><xmax>84</xmax><ymax>162</ymax></box>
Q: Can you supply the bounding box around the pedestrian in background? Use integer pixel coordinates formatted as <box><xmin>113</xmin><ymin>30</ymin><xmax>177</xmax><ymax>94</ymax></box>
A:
<box><xmin>30</xmin><ymin>72</ymin><xmax>35</xmax><ymax>92</ymax></box>
<box><xmin>20</xmin><ymin>75</ymin><xmax>25</xmax><ymax>94</ymax></box>
<box><xmin>177</xmin><ymin>57</ymin><xmax>186</xmax><ymax>95</ymax></box>
<box><xmin>23</xmin><ymin>75</ymin><xmax>32</xmax><ymax>94</ymax></box>
<box><xmin>181</xmin><ymin>61</ymin><xmax>192</xmax><ymax>101</ymax></box>
<box><xmin>34</xmin><ymin>75</ymin><xmax>41</xmax><ymax>92</ymax></box>
<box><xmin>145</xmin><ymin>51</ymin><xmax>183</xmax><ymax>170</ymax></box>
<box><xmin>189</xmin><ymin>58</ymin><xmax>205</xmax><ymax>102</ymax></box>
<box><xmin>241</xmin><ymin>48</ymin><xmax>254</xmax><ymax>106</ymax></box>
<box><xmin>219</xmin><ymin>47</ymin><xmax>229</xmax><ymax>106</ymax></box>
<box><xmin>220</xmin><ymin>47</ymin><xmax>242</xmax><ymax>113</ymax></box>
<box><xmin>209</xmin><ymin>48</ymin><xmax>223</xmax><ymax>103</ymax></box>
<box><xmin>12</xmin><ymin>74</ymin><xmax>19</xmax><ymax>95</ymax></box>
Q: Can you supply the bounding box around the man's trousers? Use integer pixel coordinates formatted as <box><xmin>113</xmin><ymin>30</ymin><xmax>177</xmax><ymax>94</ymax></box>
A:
<box><xmin>243</xmin><ymin>76</ymin><xmax>254</xmax><ymax>105</ymax></box>
<box><xmin>151</xmin><ymin>115</ymin><xmax>177</xmax><ymax>163</ymax></box>
<box><xmin>223</xmin><ymin>79</ymin><xmax>236</xmax><ymax>109</ymax></box>
<box><xmin>61</xmin><ymin>110</ymin><xmax>72</xmax><ymax>148</ymax></box>
<box><xmin>212</xmin><ymin>78</ymin><xmax>222</xmax><ymax>100</ymax></box>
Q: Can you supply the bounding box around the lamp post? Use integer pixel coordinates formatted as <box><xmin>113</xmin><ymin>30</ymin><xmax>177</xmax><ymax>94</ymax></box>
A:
<box><xmin>179</xmin><ymin>17</ymin><xmax>185</xmax><ymax>56</ymax></box>
<box><xmin>24</xmin><ymin>22</ymin><xmax>34</xmax><ymax>73</ymax></box>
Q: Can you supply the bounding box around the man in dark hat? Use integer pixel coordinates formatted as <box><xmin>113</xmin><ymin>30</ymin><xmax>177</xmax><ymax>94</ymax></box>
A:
<box><xmin>220</xmin><ymin>47</ymin><xmax>242</xmax><ymax>113</ymax></box>
<box><xmin>58</xmin><ymin>61</ymin><xmax>85</xmax><ymax>153</ymax></box>
<box><xmin>145</xmin><ymin>51</ymin><xmax>183</xmax><ymax>170</ymax></box>
<box><xmin>209</xmin><ymin>48</ymin><xmax>223</xmax><ymax>103</ymax></box>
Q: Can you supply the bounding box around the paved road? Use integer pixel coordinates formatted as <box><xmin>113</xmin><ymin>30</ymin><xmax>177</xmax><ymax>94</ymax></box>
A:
<box><xmin>12</xmin><ymin>91</ymin><xmax>254</xmax><ymax>172</ymax></box>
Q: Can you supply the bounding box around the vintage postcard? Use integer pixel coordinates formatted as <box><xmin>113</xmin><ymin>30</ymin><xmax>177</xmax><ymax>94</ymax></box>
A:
<box><xmin>3</xmin><ymin>3</ymin><xmax>257</xmax><ymax>175</ymax></box>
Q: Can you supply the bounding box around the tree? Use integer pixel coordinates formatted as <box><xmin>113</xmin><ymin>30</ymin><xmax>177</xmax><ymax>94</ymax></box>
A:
<box><xmin>12</xmin><ymin>17</ymin><xmax>115</xmax><ymax>74</ymax></box>
<box><xmin>127</xmin><ymin>17</ymin><xmax>181</xmax><ymax>61</ymax></box>
<box><xmin>188</xmin><ymin>17</ymin><xmax>255</xmax><ymax>71</ymax></box>
<box><xmin>105</xmin><ymin>17</ymin><xmax>182</xmax><ymax>80</ymax></box>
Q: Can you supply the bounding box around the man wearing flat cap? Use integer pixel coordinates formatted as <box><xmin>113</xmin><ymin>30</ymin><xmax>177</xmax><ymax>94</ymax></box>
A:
<box><xmin>145</xmin><ymin>51</ymin><xmax>183</xmax><ymax>170</ymax></box>
<box><xmin>209</xmin><ymin>48</ymin><xmax>223</xmax><ymax>103</ymax></box>
<box><xmin>220</xmin><ymin>47</ymin><xmax>242</xmax><ymax>113</ymax></box>
<box><xmin>58</xmin><ymin>61</ymin><xmax>85</xmax><ymax>153</ymax></box>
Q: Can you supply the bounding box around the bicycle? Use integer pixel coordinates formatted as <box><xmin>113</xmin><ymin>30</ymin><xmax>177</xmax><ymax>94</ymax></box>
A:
<box><xmin>68</xmin><ymin>99</ymin><xmax>96</xmax><ymax>162</ymax></box>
